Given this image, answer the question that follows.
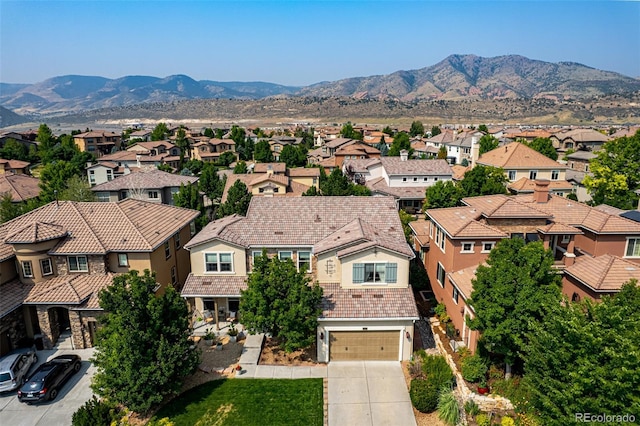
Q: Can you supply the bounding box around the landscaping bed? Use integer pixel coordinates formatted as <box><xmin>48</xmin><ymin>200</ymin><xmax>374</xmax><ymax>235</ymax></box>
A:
<box><xmin>258</xmin><ymin>337</ymin><xmax>317</xmax><ymax>366</ymax></box>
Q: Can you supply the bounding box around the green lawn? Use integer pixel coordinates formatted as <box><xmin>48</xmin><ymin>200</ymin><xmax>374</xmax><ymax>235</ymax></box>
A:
<box><xmin>150</xmin><ymin>378</ymin><xmax>324</xmax><ymax>426</ymax></box>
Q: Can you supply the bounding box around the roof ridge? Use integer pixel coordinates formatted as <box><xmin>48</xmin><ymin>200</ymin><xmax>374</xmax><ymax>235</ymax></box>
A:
<box><xmin>115</xmin><ymin>201</ymin><xmax>153</xmax><ymax>251</ymax></box>
<box><xmin>4</xmin><ymin>174</ymin><xmax>23</xmax><ymax>201</ymax></box>
<box><xmin>596</xmin><ymin>255</ymin><xmax>617</xmax><ymax>288</ymax></box>
<box><xmin>68</xmin><ymin>202</ymin><xmax>109</xmax><ymax>253</ymax></box>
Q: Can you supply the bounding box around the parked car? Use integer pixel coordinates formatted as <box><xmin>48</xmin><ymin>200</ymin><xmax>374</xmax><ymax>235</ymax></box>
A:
<box><xmin>0</xmin><ymin>347</ymin><xmax>38</xmax><ymax>393</ymax></box>
<box><xmin>17</xmin><ymin>354</ymin><xmax>81</xmax><ymax>403</ymax></box>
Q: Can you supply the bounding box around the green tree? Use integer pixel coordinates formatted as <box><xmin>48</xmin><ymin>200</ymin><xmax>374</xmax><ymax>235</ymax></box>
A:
<box><xmin>0</xmin><ymin>192</ymin><xmax>23</xmax><ymax>223</ymax></box>
<box><xmin>91</xmin><ymin>270</ymin><xmax>200</xmax><ymax>414</ymax></box>
<box><xmin>424</xmin><ymin>180</ymin><xmax>463</xmax><ymax>209</ymax></box>
<box><xmin>199</xmin><ymin>163</ymin><xmax>225</xmax><ymax>202</ymax></box>
<box><xmin>431</xmin><ymin>126</ymin><xmax>441</xmax><ymax>137</ymax></box>
<box><xmin>203</xmin><ymin>127</ymin><xmax>214</xmax><ymax>138</ymax></box>
<box><xmin>39</xmin><ymin>161</ymin><xmax>81</xmax><ymax>202</ymax></box>
<box><xmin>280</xmin><ymin>145</ymin><xmax>307</xmax><ymax>168</ymax></box>
<box><xmin>58</xmin><ymin>175</ymin><xmax>96</xmax><ymax>201</ymax></box>
<box><xmin>0</xmin><ymin>138</ymin><xmax>31</xmax><ymax>161</ymax></box>
<box><xmin>216</xmin><ymin>180</ymin><xmax>252</xmax><ymax>218</ymax></box>
<box><xmin>398</xmin><ymin>209</ymin><xmax>416</xmax><ymax>243</ymax></box>
<box><xmin>302</xmin><ymin>186</ymin><xmax>321</xmax><ymax>196</ymax></box>
<box><xmin>467</xmin><ymin>239</ymin><xmax>562</xmax><ymax>375</ymax></box>
<box><xmin>320</xmin><ymin>168</ymin><xmax>368</xmax><ymax>196</ymax></box>
<box><xmin>157</xmin><ymin>163</ymin><xmax>173</xmax><ymax>173</ymax></box>
<box><xmin>173</xmin><ymin>183</ymin><xmax>206</xmax><ymax>229</ymax></box>
<box><xmin>478</xmin><ymin>134</ymin><xmax>499</xmax><ymax>155</ymax></box>
<box><xmin>233</xmin><ymin>160</ymin><xmax>248</xmax><ymax>174</ymax></box>
<box><xmin>36</xmin><ymin>124</ymin><xmax>57</xmax><ymax>163</ymax></box>
<box><xmin>375</xmin><ymin>137</ymin><xmax>389</xmax><ymax>156</ymax></box>
<box><xmin>151</xmin><ymin>123</ymin><xmax>169</xmax><ymax>141</ymax></box>
<box><xmin>583</xmin><ymin>130</ymin><xmax>640</xmax><ymax>210</ymax></box>
<box><xmin>524</xmin><ymin>138</ymin><xmax>558</xmax><ymax>160</ymax></box>
<box><xmin>217</xmin><ymin>151</ymin><xmax>236</xmax><ymax>167</ymax></box>
<box><xmin>175</xmin><ymin>127</ymin><xmax>189</xmax><ymax>171</ymax></box>
<box><xmin>388</xmin><ymin>132</ymin><xmax>413</xmax><ymax>157</ymax></box>
<box><xmin>524</xmin><ymin>280</ymin><xmax>640</xmax><ymax>424</ymax></box>
<box><xmin>183</xmin><ymin>159</ymin><xmax>204</xmax><ymax>175</ymax></box>
<box><xmin>478</xmin><ymin>124</ymin><xmax>489</xmax><ymax>133</ymax></box>
<box><xmin>253</xmin><ymin>140</ymin><xmax>273</xmax><ymax>163</ymax></box>
<box><xmin>382</xmin><ymin>126</ymin><xmax>394</xmax><ymax>136</ymax></box>
<box><xmin>410</xmin><ymin>121</ymin><xmax>425</xmax><ymax>137</ymax></box>
<box><xmin>437</xmin><ymin>146</ymin><xmax>447</xmax><ymax>160</ymax></box>
<box><xmin>458</xmin><ymin>165</ymin><xmax>508</xmax><ymax>198</ymax></box>
<box><xmin>240</xmin><ymin>253</ymin><xmax>323</xmax><ymax>352</ymax></box>
<box><xmin>340</xmin><ymin>122</ymin><xmax>362</xmax><ymax>140</ymax></box>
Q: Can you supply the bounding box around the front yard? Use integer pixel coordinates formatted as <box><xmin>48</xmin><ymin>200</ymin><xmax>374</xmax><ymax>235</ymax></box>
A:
<box><xmin>150</xmin><ymin>378</ymin><xmax>324</xmax><ymax>426</ymax></box>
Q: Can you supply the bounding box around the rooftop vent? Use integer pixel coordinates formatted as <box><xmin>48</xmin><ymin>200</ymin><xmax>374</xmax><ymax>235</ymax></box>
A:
<box><xmin>202</xmin><ymin>281</ymin><xmax>211</xmax><ymax>286</ymax></box>
<box><xmin>372</xmin><ymin>294</ymin><xmax>383</xmax><ymax>299</ymax></box>
<box><xmin>351</xmin><ymin>294</ymin><xmax>362</xmax><ymax>299</ymax></box>
<box><xmin>274</xmin><ymin>231</ymin><xmax>284</xmax><ymax>235</ymax></box>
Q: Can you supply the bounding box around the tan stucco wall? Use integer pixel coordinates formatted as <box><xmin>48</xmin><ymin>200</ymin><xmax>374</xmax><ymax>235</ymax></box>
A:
<box><xmin>250</xmin><ymin>181</ymin><xmax>287</xmax><ymax>196</ymax></box>
<box><xmin>339</xmin><ymin>248</ymin><xmax>409</xmax><ymax>288</ymax></box>
<box><xmin>316</xmin><ymin>251</ymin><xmax>341</xmax><ymax>283</ymax></box>
<box><xmin>291</xmin><ymin>176</ymin><xmax>318</xmax><ymax>188</ymax></box>
<box><xmin>0</xmin><ymin>258</ymin><xmax>18</xmax><ymax>284</ymax></box>
<box><xmin>503</xmin><ymin>168</ymin><xmax>566</xmax><ymax>182</ymax></box>
<box><xmin>189</xmin><ymin>240</ymin><xmax>247</xmax><ymax>277</ymax></box>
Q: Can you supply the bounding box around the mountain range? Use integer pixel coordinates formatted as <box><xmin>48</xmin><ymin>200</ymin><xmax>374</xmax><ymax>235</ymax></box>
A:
<box><xmin>1</xmin><ymin>54</ymin><xmax>639</xmax><ymax>121</ymax></box>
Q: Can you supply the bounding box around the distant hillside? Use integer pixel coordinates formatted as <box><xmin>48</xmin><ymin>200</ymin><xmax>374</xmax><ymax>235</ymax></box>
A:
<box><xmin>0</xmin><ymin>106</ymin><xmax>30</xmax><ymax>128</ymax></box>
<box><xmin>2</xmin><ymin>55</ymin><xmax>639</xmax><ymax>116</ymax></box>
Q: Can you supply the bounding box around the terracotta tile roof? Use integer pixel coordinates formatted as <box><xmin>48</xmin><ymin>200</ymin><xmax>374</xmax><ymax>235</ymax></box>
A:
<box><xmin>287</xmin><ymin>167</ymin><xmax>320</xmax><ymax>178</ymax></box>
<box><xmin>0</xmin><ymin>279</ymin><xmax>34</xmax><ymax>318</ymax></box>
<box><xmin>508</xmin><ymin>177</ymin><xmax>573</xmax><ymax>192</ymax></box>
<box><xmin>319</xmin><ymin>283</ymin><xmax>419</xmax><ymax>319</ymax></box>
<box><xmin>564</xmin><ymin>254</ymin><xmax>640</xmax><ymax>292</ymax></box>
<box><xmin>186</xmin><ymin>196</ymin><xmax>413</xmax><ymax>257</ymax></box>
<box><xmin>450</xmin><ymin>165</ymin><xmax>469</xmax><ymax>180</ymax></box>
<box><xmin>554</xmin><ymin>129</ymin><xmax>610</xmax><ymax>143</ymax></box>
<box><xmin>379</xmin><ymin>158</ymin><xmax>452</xmax><ymax>176</ymax></box>
<box><xmin>181</xmin><ymin>274</ymin><xmax>247</xmax><ymax>297</ymax></box>
<box><xmin>0</xmin><ymin>199</ymin><xmax>199</xmax><ymax>260</ymax></box>
<box><xmin>0</xmin><ymin>173</ymin><xmax>41</xmax><ymax>202</ymax></box>
<box><xmin>127</xmin><ymin>141</ymin><xmax>174</xmax><ymax>152</ymax></box>
<box><xmin>5</xmin><ymin>222</ymin><xmax>68</xmax><ymax>244</ymax></box>
<box><xmin>510</xmin><ymin>130</ymin><xmax>552</xmax><ymax>139</ymax></box>
<box><xmin>324</xmin><ymin>138</ymin><xmax>353</xmax><ymax>149</ymax></box>
<box><xmin>448</xmin><ymin>264</ymin><xmax>483</xmax><ymax>301</ymax></box>
<box><xmin>462</xmin><ymin>195</ymin><xmax>552</xmax><ymax>219</ymax></box>
<box><xmin>24</xmin><ymin>273</ymin><xmax>117</xmax><ymax>307</ymax></box>
<box><xmin>98</xmin><ymin>151</ymin><xmax>166</xmax><ymax>163</ymax></box>
<box><xmin>250</xmin><ymin>173</ymin><xmax>288</xmax><ymax>186</ymax></box>
<box><xmin>477</xmin><ymin>142</ymin><xmax>567</xmax><ymax>169</ymax></box>
<box><xmin>426</xmin><ymin>206</ymin><xmax>508</xmax><ymax>238</ymax></box>
<box><xmin>0</xmin><ymin>159</ymin><xmax>30</xmax><ymax>169</ymax></box>
<box><xmin>253</xmin><ymin>163</ymin><xmax>286</xmax><ymax>174</ymax></box>
<box><xmin>366</xmin><ymin>177</ymin><xmax>427</xmax><ymax>200</ymax></box>
<box><xmin>593</xmin><ymin>204</ymin><xmax>626</xmax><ymax>215</ymax></box>
<box><xmin>91</xmin><ymin>169</ymin><xmax>197</xmax><ymax>191</ymax></box>
<box><xmin>536</xmin><ymin>223</ymin><xmax>582</xmax><ymax>235</ymax></box>
<box><xmin>408</xmin><ymin>219</ymin><xmax>430</xmax><ymax>246</ymax></box>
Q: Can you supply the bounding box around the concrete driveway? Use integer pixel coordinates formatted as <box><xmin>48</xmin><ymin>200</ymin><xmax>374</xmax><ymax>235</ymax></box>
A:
<box><xmin>0</xmin><ymin>348</ymin><xmax>96</xmax><ymax>426</ymax></box>
<box><xmin>328</xmin><ymin>361</ymin><xmax>417</xmax><ymax>426</ymax></box>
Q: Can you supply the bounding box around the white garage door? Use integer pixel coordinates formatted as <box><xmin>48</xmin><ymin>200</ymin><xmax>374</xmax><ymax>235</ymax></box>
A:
<box><xmin>329</xmin><ymin>330</ymin><xmax>400</xmax><ymax>361</ymax></box>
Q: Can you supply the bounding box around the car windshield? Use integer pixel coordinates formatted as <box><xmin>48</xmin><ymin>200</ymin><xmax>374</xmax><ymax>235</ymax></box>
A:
<box><xmin>0</xmin><ymin>373</ymin><xmax>11</xmax><ymax>382</ymax></box>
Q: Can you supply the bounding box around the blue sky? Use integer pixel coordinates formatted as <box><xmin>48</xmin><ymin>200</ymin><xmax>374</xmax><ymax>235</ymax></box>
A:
<box><xmin>1</xmin><ymin>1</ymin><xmax>639</xmax><ymax>86</ymax></box>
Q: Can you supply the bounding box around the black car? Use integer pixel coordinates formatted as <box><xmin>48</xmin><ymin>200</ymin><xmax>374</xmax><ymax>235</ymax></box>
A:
<box><xmin>17</xmin><ymin>354</ymin><xmax>81</xmax><ymax>403</ymax></box>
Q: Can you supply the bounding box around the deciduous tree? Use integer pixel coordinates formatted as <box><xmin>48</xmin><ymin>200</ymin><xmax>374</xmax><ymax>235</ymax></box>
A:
<box><xmin>253</xmin><ymin>140</ymin><xmax>273</xmax><ymax>163</ymax></box>
<box><xmin>58</xmin><ymin>175</ymin><xmax>96</xmax><ymax>201</ymax></box>
<box><xmin>150</xmin><ymin>122</ymin><xmax>169</xmax><ymax>141</ymax></box>
<box><xmin>424</xmin><ymin>180</ymin><xmax>463</xmax><ymax>209</ymax></box>
<box><xmin>478</xmin><ymin>134</ymin><xmax>499</xmax><ymax>155</ymax></box>
<box><xmin>524</xmin><ymin>137</ymin><xmax>558</xmax><ymax>160</ymax></box>
<box><xmin>431</xmin><ymin>126</ymin><xmax>441</xmax><ymax>137</ymax></box>
<box><xmin>216</xmin><ymin>180</ymin><xmax>252</xmax><ymax>218</ymax></box>
<box><xmin>458</xmin><ymin>165</ymin><xmax>508</xmax><ymax>198</ymax></box>
<box><xmin>410</xmin><ymin>121</ymin><xmax>425</xmax><ymax>137</ymax></box>
<box><xmin>388</xmin><ymin>132</ymin><xmax>413</xmax><ymax>157</ymax></box>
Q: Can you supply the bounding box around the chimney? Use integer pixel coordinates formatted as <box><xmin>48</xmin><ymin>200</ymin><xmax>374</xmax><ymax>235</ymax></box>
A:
<box><xmin>533</xmin><ymin>179</ymin><xmax>550</xmax><ymax>203</ymax></box>
<box><xmin>400</xmin><ymin>149</ymin><xmax>408</xmax><ymax>162</ymax></box>
<box><xmin>564</xmin><ymin>252</ymin><xmax>576</xmax><ymax>267</ymax></box>
<box><xmin>470</xmin><ymin>136</ymin><xmax>479</xmax><ymax>168</ymax></box>
<box><xmin>136</xmin><ymin>154</ymin><xmax>141</xmax><ymax>168</ymax></box>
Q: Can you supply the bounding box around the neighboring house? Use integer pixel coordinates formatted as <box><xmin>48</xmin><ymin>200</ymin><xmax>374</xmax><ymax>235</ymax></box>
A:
<box><xmin>73</xmin><ymin>131</ymin><xmax>122</xmax><ymax>156</ymax></box>
<box><xmin>191</xmin><ymin>138</ymin><xmax>236</xmax><ymax>163</ymax></box>
<box><xmin>343</xmin><ymin>153</ymin><xmax>453</xmax><ymax>213</ymax></box>
<box><xmin>566</xmin><ymin>150</ymin><xmax>596</xmax><ymax>173</ymax></box>
<box><xmin>0</xmin><ymin>199</ymin><xmax>199</xmax><ymax>352</ymax></box>
<box><xmin>565</xmin><ymin>169</ymin><xmax>592</xmax><ymax>203</ymax></box>
<box><xmin>182</xmin><ymin>196</ymin><xmax>418</xmax><ymax>362</ymax></box>
<box><xmin>252</xmin><ymin>162</ymin><xmax>286</xmax><ymax>175</ymax></box>
<box><xmin>413</xmin><ymin>181</ymin><xmax>640</xmax><ymax>353</ymax></box>
<box><xmin>0</xmin><ymin>159</ymin><xmax>30</xmax><ymax>175</ymax></box>
<box><xmin>95</xmin><ymin>150</ymin><xmax>170</xmax><ymax>171</ymax></box>
<box><xmin>127</xmin><ymin>130</ymin><xmax>152</xmax><ymax>142</ymax></box>
<box><xmin>127</xmin><ymin>140</ymin><xmax>179</xmax><ymax>157</ymax></box>
<box><xmin>507</xmin><ymin>177</ymin><xmax>573</xmax><ymax>197</ymax></box>
<box><xmin>0</xmin><ymin>173</ymin><xmax>41</xmax><ymax>203</ymax></box>
<box><xmin>550</xmin><ymin>128</ymin><xmax>610</xmax><ymax>152</ymax></box>
<box><xmin>440</xmin><ymin>133</ymin><xmax>481</xmax><ymax>165</ymax></box>
<box><xmin>314</xmin><ymin>140</ymin><xmax>381</xmax><ymax>173</ymax></box>
<box><xmin>220</xmin><ymin>166</ymin><xmax>317</xmax><ymax>202</ymax></box>
<box><xmin>91</xmin><ymin>169</ymin><xmax>198</xmax><ymax>204</ymax></box>
<box><xmin>0</xmin><ymin>132</ymin><xmax>37</xmax><ymax>151</ymax></box>
<box><xmin>86</xmin><ymin>161</ymin><xmax>137</xmax><ymax>187</ymax></box>
<box><xmin>508</xmin><ymin>129</ymin><xmax>553</xmax><ymax>142</ymax></box>
<box><xmin>268</xmin><ymin>136</ymin><xmax>302</xmax><ymax>161</ymax></box>
<box><xmin>562</xmin><ymin>254</ymin><xmax>640</xmax><ymax>302</ymax></box>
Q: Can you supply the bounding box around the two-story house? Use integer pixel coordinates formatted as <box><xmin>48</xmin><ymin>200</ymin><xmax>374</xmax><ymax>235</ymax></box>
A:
<box><xmin>91</xmin><ymin>169</ymin><xmax>199</xmax><ymax>204</ymax></box>
<box><xmin>73</xmin><ymin>131</ymin><xmax>122</xmax><ymax>156</ymax></box>
<box><xmin>181</xmin><ymin>196</ymin><xmax>419</xmax><ymax>362</ymax></box>
<box><xmin>220</xmin><ymin>166</ymin><xmax>319</xmax><ymax>201</ymax></box>
<box><xmin>550</xmin><ymin>128</ymin><xmax>610</xmax><ymax>152</ymax></box>
<box><xmin>0</xmin><ymin>159</ymin><xmax>30</xmax><ymax>175</ymax></box>
<box><xmin>191</xmin><ymin>138</ymin><xmax>236</xmax><ymax>163</ymax></box>
<box><xmin>0</xmin><ymin>199</ymin><xmax>199</xmax><ymax>353</ymax></box>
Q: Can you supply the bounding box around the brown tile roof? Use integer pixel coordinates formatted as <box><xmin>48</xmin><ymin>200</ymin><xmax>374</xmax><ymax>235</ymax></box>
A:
<box><xmin>5</xmin><ymin>222</ymin><xmax>68</xmax><ymax>244</ymax></box>
<box><xmin>367</xmin><ymin>177</ymin><xmax>428</xmax><ymax>200</ymax></box>
<box><xmin>426</xmin><ymin>206</ymin><xmax>509</xmax><ymax>239</ymax></box>
<box><xmin>319</xmin><ymin>283</ymin><xmax>419</xmax><ymax>319</ymax></box>
<box><xmin>98</xmin><ymin>151</ymin><xmax>166</xmax><ymax>163</ymax></box>
<box><xmin>0</xmin><ymin>199</ymin><xmax>199</xmax><ymax>260</ymax></box>
<box><xmin>477</xmin><ymin>142</ymin><xmax>567</xmax><ymax>169</ymax></box>
<box><xmin>554</xmin><ymin>129</ymin><xmax>610</xmax><ymax>143</ymax></box>
<box><xmin>408</xmin><ymin>219</ymin><xmax>430</xmax><ymax>246</ymax></box>
<box><xmin>508</xmin><ymin>177</ymin><xmax>573</xmax><ymax>192</ymax></box>
<box><xmin>564</xmin><ymin>254</ymin><xmax>640</xmax><ymax>292</ymax></box>
<box><xmin>536</xmin><ymin>223</ymin><xmax>582</xmax><ymax>235</ymax></box>
<box><xmin>24</xmin><ymin>273</ymin><xmax>117</xmax><ymax>307</ymax></box>
<box><xmin>253</xmin><ymin>163</ymin><xmax>286</xmax><ymax>174</ymax></box>
<box><xmin>126</xmin><ymin>141</ymin><xmax>174</xmax><ymax>152</ymax></box>
<box><xmin>379</xmin><ymin>158</ymin><xmax>452</xmax><ymax>176</ymax></box>
<box><xmin>288</xmin><ymin>167</ymin><xmax>320</xmax><ymax>178</ymax></box>
<box><xmin>462</xmin><ymin>195</ymin><xmax>552</xmax><ymax>219</ymax></box>
<box><xmin>448</xmin><ymin>264</ymin><xmax>483</xmax><ymax>301</ymax></box>
<box><xmin>324</xmin><ymin>138</ymin><xmax>354</xmax><ymax>149</ymax></box>
<box><xmin>450</xmin><ymin>165</ymin><xmax>469</xmax><ymax>180</ymax></box>
<box><xmin>91</xmin><ymin>169</ymin><xmax>197</xmax><ymax>191</ymax></box>
<box><xmin>0</xmin><ymin>159</ymin><xmax>30</xmax><ymax>169</ymax></box>
<box><xmin>0</xmin><ymin>173</ymin><xmax>41</xmax><ymax>202</ymax></box>
<box><xmin>73</xmin><ymin>131</ymin><xmax>119</xmax><ymax>139</ymax></box>
<box><xmin>186</xmin><ymin>196</ymin><xmax>413</xmax><ymax>258</ymax></box>
<box><xmin>0</xmin><ymin>279</ymin><xmax>34</xmax><ymax>318</ymax></box>
<box><xmin>181</xmin><ymin>274</ymin><xmax>248</xmax><ymax>297</ymax></box>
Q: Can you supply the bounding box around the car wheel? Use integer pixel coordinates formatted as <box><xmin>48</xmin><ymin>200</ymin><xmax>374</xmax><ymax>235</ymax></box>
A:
<box><xmin>34</xmin><ymin>355</ymin><xmax>38</xmax><ymax>363</ymax></box>
<box><xmin>74</xmin><ymin>362</ymin><xmax>81</xmax><ymax>372</ymax></box>
<box><xmin>49</xmin><ymin>389</ymin><xmax>58</xmax><ymax>401</ymax></box>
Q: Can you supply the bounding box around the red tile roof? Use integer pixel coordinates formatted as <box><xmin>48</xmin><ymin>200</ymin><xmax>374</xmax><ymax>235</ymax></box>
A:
<box><xmin>0</xmin><ymin>173</ymin><xmax>41</xmax><ymax>202</ymax></box>
<box><xmin>564</xmin><ymin>254</ymin><xmax>640</xmax><ymax>292</ymax></box>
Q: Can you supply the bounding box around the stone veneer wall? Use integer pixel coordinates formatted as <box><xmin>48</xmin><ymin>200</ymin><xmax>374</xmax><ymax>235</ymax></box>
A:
<box><xmin>54</xmin><ymin>255</ymin><xmax>107</xmax><ymax>275</ymax></box>
<box><xmin>36</xmin><ymin>306</ymin><xmax>56</xmax><ymax>349</ymax></box>
<box><xmin>70</xmin><ymin>310</ymin><xmax>101</xmax><ymax>349</ymax></box>
<box><xmin>0</xmin><ymin>308</ymin><xmax>28</xmax><ymax>351</ymax></box>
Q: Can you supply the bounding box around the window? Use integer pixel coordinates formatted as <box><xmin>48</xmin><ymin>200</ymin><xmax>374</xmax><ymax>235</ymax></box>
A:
<box><xmin>171</xmin><ymin>266</ymin><xmax>177</xmax><ymax>284</ymax></box>
<box><xmin>436</xmin><ymin>262</ymin><xmax>445</xmax><ymax>287</ymax></box>
<box><xmin>165</xmin><ymin>241</ymin><xmax>171</xmax><ymax>259</ymax></box>
<box><xmin>96</xmin><ymin>192</ymin><xmax>110</xmax><ymax>202</ymax></box>
<box><xmin>413</xmin><ymin>177</ymin><xmax>418</xmax><ymax>182</ymax></box>
<box><xmin>205</xmin><ymin>253</ymin><xmax>233</xmax><ymax>272</ymax></box>
<box><xmin>452</xmin><ymin>286</ymin><xmax>459</xmax><ymax>304</ymax></box>
<box><xmin>352</xmin><ymin>262</ymin><xmax>397</xmax><ymax>284</ymax></box>
<box><xmin>68</xmin><ymin>256</ymin><xmax>88</xmax><ymax>272</ymax></box>
<box><xmin>561</xmin><ymin>235</ymin><xmax>570</xmax><ymax>244</ymax></box>
<box><xmin>481</xmin><ymin>242</ymin><xmax>495</xmax><ymax>253</ymax></box>
<box><xmin>298</xmin><ymin>251</ymin><xmax>311</xmax><ymax>272</ymax></box>
<box><xmin>551</xmin><ymin>170</ymin><xmax>559</xmax><ymax>180</ymax></box>
<box><xmin>148</xmin><ymin>191</ymin><xmax>159</xmax><ymax>199</ymax></box>
<box><xmin>429</xmin><ymin>220</ymin><xmax>433</xmax><ymax>238</ymax></box>
<box><xmin>278</xmin><ymin>251</ymin><xmax>292</xmax><ymax>261</ymax></box>
<box><xmin>585</xmin><ymin>165</ymin><xmax>589</xmax><ymax>172</ymax></box>
<box><xmin>529</xmin><ymin>170</ymin><xmax>538</xmax><ymax>180</ymax></box>
<box><xmin>402</xmin><ymin>177</ymin><xmax>407</xmax><ymax>182</ymax></box>
<box><xmin>626</xmin><ymin>238</ymin><xmax>640</xmax><ymax>258</ymax></box>
<box><xmin>117</xmin><ymin>253</ymin><xmax>128</xmax><ymax>267</ymax></box>
<box><xmin>106</xmin><ymin>170</ymin><xmax>113</xmax><ymax>181</ymax></box>
<box><xmin>508</xmin><ymin>170</ymin><xmax>516</xmax><ymax>181</ymax></box>
<box><xmin>273</xmin><ymin>187</ymin><xmax>279</xmax><ymax>193</ymax></box>
<box><xmin>175</xmin><ymin>232</ymin><xmax>181</xmax><ymax>249</ymax></box>
<box><xmin>434</xmin><ymin>177</ymin><xmax>439</xmax><ymax>181</ymax></box>
<box><xmin>435</xmin><ymin>226</ymin><xmax>445</xmax><ymax>252</ymax></box>
<box><xmin>119</xmin><ymin>190</ymin><xmax>128</xmax><ymax>200</ymax></box>
<box><xmin>21</xmin><ymin>261</ymin><xmax>33</xmax><ymax>278</ymax></box>
<box><xmin>190</xmin><ymin>221</ymin><xmax>196</xmax><ymax>236</ymax></box>
<box><xmin>460</xmin><ymin>242</ymin><xmax>475</xmax><ymax>253</ymax></box>
<box><xmin>423</xmin><ymin>177</ymin><xmax>428</xmax><ymax>182</ymax></box>
<box><xmin>40</xmin><ymin>258</ymin><xmax>53</xmax><ymax>276</ymax></box>
<box><xmin>251</xmin><ymin>251</ymin><xmax>263</xmax><ymax>270</ymax></box>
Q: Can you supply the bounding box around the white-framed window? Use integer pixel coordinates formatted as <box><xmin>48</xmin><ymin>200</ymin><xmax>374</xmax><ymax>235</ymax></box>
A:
<box><xmin>413</xmin><ymin>177</ymin><xmax>418</xmax><ymax>182</ymax></box>
<box><xmin>585</xmin><ymin>165</ymin><xmax>589</xmax><ymax>172</ymax></box>
<box><xmin>625</xmin><ymin>238</ymin><xmax>640</xmax><ymax>258</ymax></box>
<box><xmin>508</xmin><ymin>170</ymin><xmax>516</xmax><ymax>181</ymax></box>
<box><xmin>298</xmin><ymin>251</ymin><xmax>311</xmax><ymax>272</ymax></box>
<box><xmin>481</xmin><ymin>242</ymin><xmax>495</xmax><ymax>253</ymax></box>
<box><xmin>434</xmin><ymin>177</ymin><xmax>439</xmax><ymax>181</ymax></box>
<box><xmin>164</xmin><ymin>241</ymin><xmax>171</xmax><ymax>259</ymax></box>
<box><xmin>117</xmin><ymin>253</ymin><xmax>128</xmax><ymax>267</ymax></box>
<box><xmin>106</xmin><ymin>170</ymin><xmax>113</xmax><ymax>181</ymax></box>
<box><xmin>352</xmin><ymin>262</ymin><xmax>397</xmax><ymax>284</ymax></box>
<box><xmin>561</xmin><ymin>235</ymin><xmax>570</xmax><ymax>244</ymax></box>
<box><xmin>436</xmin><ymin>226</ymin><xmax>445</xmax><ymax>252</ymax></box>
<box><xmin>21</xmin><ymin>261</ymin><xmax>33</xmax><ymax>278</ymax></box>
<box><xmin>551</xmin><ymin>170</ymin><xmax>559</xmax><ymax>180</ymax></box>
<box><xmin>190</xmin><ymin>221</ymin><xmax>196</xmax><ymax>236</ymax></box>
<box><xmin>171</xmin><ymin>266</ymin><xmax>177</xmax><ymax>284</ymax></box>
<box><xmin>452</xmin><ymin>286</ymin><xmax>459</xmax><ymax>304</ymax></box>
<box><xmin>423</xmin><ymin>177</ymin><xmax>428</xmax><ymax>182</ymax></box>
<box><xmin>175</xmin><ymin>232</ymin><xmax>181</xmax><ymax>249</ymax></box>
<box><xmin>148</xmin><ymin>191</ymin><xmax>159</xmax><ymax>199</ymax></box>
<box><xmin>96</xmin><ymin>192</ymin><xmax>110</xmax><ymax>202</ymax></box>
<box><xmin>402</xmin><ymin>177</ymin><xmax>407</xmax><ymax>182</ymax></box>
<box><xmin>460</xmin><ymin>242</ymin><xmax>475</xmax><ymax>253</ymax></box>
<box><xmin>205</xmin><ymin>252</ymin><xmax>233</xmax><ymax>272</ymax></box>
<box><xmin>278</xmin><ymin>251</ymin><xmax>292</xmax><ymax>261</ymax></box>
<box><xmin>40</xmin><ymin>258</ymin><xmax>53</xmax><ymax>276</ymax></box>
<box><xmin>68</xmin><ymin>256</ymin><xmax>88</xmax><ymax>272</ymax></box>
<box><xmin>529</xmin><ymin>170</ymin><xmax>538</xmax><ymax>180</ymax></box>
<box><xmin>251</xmin><ymin>250</ymin><xmax>263</xmax><ymax>270</ymax></box>
<box><xmin>436</xmin><ymin>262</ymin><xmax>445</xmax><ymax>288</ymax></box>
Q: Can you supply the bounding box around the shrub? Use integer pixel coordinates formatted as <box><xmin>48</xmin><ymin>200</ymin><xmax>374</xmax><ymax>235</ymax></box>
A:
<box><xmin>488</xmin><ymin>364</ymin><xmax>505</xmax><ymax>380</ymax></box>
<box><xmin>422</xmin><ymin>355</ymin><xmax>454</xmax><ymax>388</ymax></box>
<box><xmin>437</xmin><ymin>389</ymin><xmax>460</xmax><ymax>425</ymax></box>
<box><xmin>461</xmin><ymin>354</ymin><xmax>488</xmax><ymax>383</ymax></box>
<box><xmin>464</xmin><ymin>399</ymin><xmax>480</xmax><ymax>416</ymax></box>
<box><xmin>434</xmin><ymin>303</ymin><xmax>449</xmax><ymax>322</ymax></box>
<box><xmin>409</xmin><ymin>357</ymin><xmax>423</xmax><ymax>379</ymax></box>
<box><xmin>501</xmin><ymin>416</ymin><xmax>515</xmax><ymax>426</ymax></box>
<box><xmin>410</xmin><ymin>378</ymin><xmax>439</xmax><ymax>413</ymax></box>
<box><xmin>476</xmin><ymin>413</ymin><xmax>491</xmax><ymax>426</ymax></box>
<box><xmin>72</xmin><ymin>396</ymin><xmax>124</xmax><ymax>426</ymax></box>
<box><xmin>456</xmin><ymin>346</ymin><xmax>471</xmax><ymax>360</ymax></box>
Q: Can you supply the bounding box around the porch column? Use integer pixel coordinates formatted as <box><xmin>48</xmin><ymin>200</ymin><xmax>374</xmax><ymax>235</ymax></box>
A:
<box><xmin>214</xmin><ymin>300</ymin><xmax>220</xmax><ymax>331</ymax></box>
<box><xmin>36</xmin><ymin>306</ymin><xmax>54</xmax><ymax>350</ymax></box>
